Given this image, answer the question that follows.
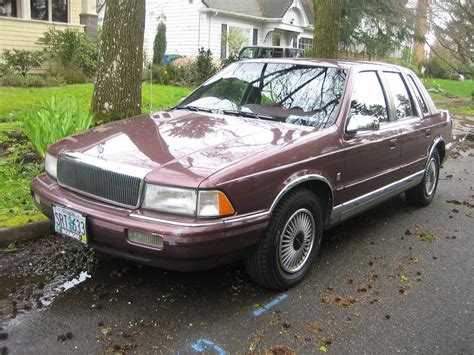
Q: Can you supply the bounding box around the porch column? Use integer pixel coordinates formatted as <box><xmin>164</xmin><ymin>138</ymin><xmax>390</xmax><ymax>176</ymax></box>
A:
<box><xmin>80</xmin><ymin>0</ymin><xmax>98</xmax><ymax>40</ymax></box>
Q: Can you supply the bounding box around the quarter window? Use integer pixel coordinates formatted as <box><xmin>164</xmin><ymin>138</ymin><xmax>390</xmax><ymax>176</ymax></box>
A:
<box><xmin>350</xmin><ymin>71</ymin><xmax>388</xmax><ymax>123</ymax></box>
<box><xmin>384</xmin><ymin>72</ymin><xmax>415</xmax><ymax>120</ymax></box>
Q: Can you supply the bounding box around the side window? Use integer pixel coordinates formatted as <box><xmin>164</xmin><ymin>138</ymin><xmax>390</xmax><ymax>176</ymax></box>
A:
<box><xmin>407</xmin><ymin>75</ymin><xmax>429</xmax><ymax>115</ymax></box>
<box><xmin>350</xmin><ymin>71</ymin><xmax>388</xmax><ymax>123</ymax></box>
<box><xmin>239</xmin><ymin>48</ymin><xmax>254</xmax><ymax>59</ymax></box>
<box><xmin>384</xmin><ymin>72</ymin><xmax>415</xmax><ymax>120</ymax></box>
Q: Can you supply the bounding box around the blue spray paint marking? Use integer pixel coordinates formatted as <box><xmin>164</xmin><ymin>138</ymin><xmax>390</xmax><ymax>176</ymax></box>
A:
<box><xmin>253</xmin><ymin>293</ymin><xmax>288</xmax><ymax>317</ymax></box>
<box><xmin>191</xmin><ymin>338</ymin><xmax>226</xmax><ymax>354</ymax></box>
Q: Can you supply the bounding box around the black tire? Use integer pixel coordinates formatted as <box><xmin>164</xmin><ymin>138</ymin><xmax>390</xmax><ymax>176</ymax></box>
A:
<box><xmin>245</xmin><ymin>188</ymin><xmax>323</xmax><ymax>290</ymax></box>
<box><xmin>405</xmin><ymin>150</ymin><xmax>440</xmax><ymax>207</ymax></box>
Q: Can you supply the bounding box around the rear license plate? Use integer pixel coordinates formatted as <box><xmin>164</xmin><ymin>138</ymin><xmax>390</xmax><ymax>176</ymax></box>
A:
<box><xmin>52</xmin><ymin>205</ymin><xmax>87</xmax><ymax>244</ymax></box>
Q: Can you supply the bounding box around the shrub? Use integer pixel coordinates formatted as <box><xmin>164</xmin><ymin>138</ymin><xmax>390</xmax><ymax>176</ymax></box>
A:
<box><xmin>151</xmin><ymin>64</ymin><xmax>171</xmax><ymax>85</ymax></box>
<box><xmin>168</xmin><ymin>56</ymin><xmax>197</xmax><ymax>86</ymax></box>
<box><xmin>1</xmin><ymin>73</ymin><xmax>65</xmax><ymax>87</ymax></box>
<box><xmin>52</xmin><ymin>67</ymin><xmax>90</xmax><ymax>84</ymax></box>
<box><xmin>227</xmin><ymin>27</ymin><xmax>248</xmax><ymax>57</ymax></box>
<box><xmin>221</xmin><ymin>53</ymin><xmax>238</xmax><ymax>67</ymax></box>
<box><xmin>2</xmin><ymin>49</ymin><xmax>44</xmax><ymax>76</ymax></box>
<box><xmin>22</xmin><ymin>97</ymin><xmax>93</xmax><ymax>158</ymax></box>
<box><xmin>195</xmin><ymin>47</ymin><xmax>218</xmax><ymax>84</ymax></box>
<box><xmin>0</xmin><ymin>63</ymin><xmax>9</xmax><ymax>77</ymax></box>
<box><xmin>153</xmin><ymin>22</ymin><xmax>167</xmax><ymax>65</ymax></box>
<box><xmin>168</xmin><ymin>50</ymin><xmax>218</xmax><ymax>86</ymax></box>
<box><xmin>425</xmin><ymin>56</ymin><xmax>450</xmax><ymax>79</ymax></box>
<box><xmin>41</xmin><ymin>27</ymin><xmax>98</xmax><ymax>77</ymax></box>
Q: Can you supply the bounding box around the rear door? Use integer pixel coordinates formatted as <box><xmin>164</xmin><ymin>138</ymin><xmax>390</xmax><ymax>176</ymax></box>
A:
<box><xmin>383</xmin><ymin>71</ymin><xmax>433</xmax><ymax>178</ymax></box>
<box><xmin>342</xmin><ymin>70</ymin><xmax>401</xmax><ymax>202</ymax></box>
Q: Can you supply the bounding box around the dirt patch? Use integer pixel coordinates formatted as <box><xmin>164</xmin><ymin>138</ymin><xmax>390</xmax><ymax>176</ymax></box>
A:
<box><xmin>2</xmin><ymin>130</ymin><xmax>41</xmax><ymax>166</ymax></box>
<box><xmin>0</xmin><ymin>234</ymin><xmax>100</xmax><ymax>324</ymax></box>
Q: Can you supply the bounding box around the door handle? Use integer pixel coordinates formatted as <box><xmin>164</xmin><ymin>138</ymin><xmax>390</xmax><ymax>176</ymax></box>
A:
<box><xmin>425</xmin><ymin>128</ymin><xmax>431</xmax><ymax>138</ymax></box>
<box><xmin>390</xmin><ymin>138</ymin><xmax>398</xmax><ymax>150</ymax></box>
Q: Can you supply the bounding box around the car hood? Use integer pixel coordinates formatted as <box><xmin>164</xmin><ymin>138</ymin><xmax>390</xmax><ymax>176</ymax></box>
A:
<box><xmin>50</xmin><ymin>111</ymin><xmax>315</xmax><ymax>187</ymax></box>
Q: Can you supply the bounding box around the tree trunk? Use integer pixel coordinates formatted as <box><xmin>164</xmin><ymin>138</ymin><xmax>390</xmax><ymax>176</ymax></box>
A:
<box><xmin>413</xmin><ymin>0</ymin><xmax>429</xmax><ymax>65</ymax></box>
<box><xmin>92</xmin><ymin>0</ymin><xmax>146</xmax><ymax>122</ymax></box>
<box><xmin>312</xmin><ymin>0</ymin><xmax>343</xmax><ymax>59</ymax></box>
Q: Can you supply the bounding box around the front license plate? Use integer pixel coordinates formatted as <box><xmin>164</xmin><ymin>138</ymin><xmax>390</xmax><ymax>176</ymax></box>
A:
<box><xmin>52</xmin><ymin>205</ymin><xmax>87</xmax><ymax>244</ymax></box>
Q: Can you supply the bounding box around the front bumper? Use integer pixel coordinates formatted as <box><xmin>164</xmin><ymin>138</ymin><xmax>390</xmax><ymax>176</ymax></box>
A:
<box><xmin>31</xmin><ymin>174</ymin><xmax>269</xmax><ymax>271</ymax></box>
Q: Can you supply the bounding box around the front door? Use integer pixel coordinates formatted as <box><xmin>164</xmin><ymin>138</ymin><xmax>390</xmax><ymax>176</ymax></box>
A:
<box><xmin>342</xmin><ymin>70</ymin><xmax>401</xmax><ymax>203</ymax></box>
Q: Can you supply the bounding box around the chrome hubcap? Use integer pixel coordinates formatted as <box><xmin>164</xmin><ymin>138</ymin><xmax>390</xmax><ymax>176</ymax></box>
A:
<box><xmin>278</xmin><ymin>208</ymin><xmax>315</xmax><ymax>273</ymax></box>
<box><xmin>424</xmin><ymin>159</ymin><xmax>437</xmax><ymax>196</ymax></box>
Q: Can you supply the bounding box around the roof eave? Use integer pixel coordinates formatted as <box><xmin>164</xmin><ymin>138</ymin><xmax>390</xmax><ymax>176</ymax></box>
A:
<box><xmin>200</xmin><ymin>7</ymin><xmax>280</xmax><ymax>22</ymax></box>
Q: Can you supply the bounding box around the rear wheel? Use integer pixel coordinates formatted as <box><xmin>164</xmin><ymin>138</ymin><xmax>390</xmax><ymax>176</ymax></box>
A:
<box><xmin>405</xmin><ymin>150</ymin><xmax>440</xmax><ymax>206</ymax></box>
<box><xmin>245</xmin><ymin>188</ymin><xmax>323</xmax><ymax>290</ymax></box>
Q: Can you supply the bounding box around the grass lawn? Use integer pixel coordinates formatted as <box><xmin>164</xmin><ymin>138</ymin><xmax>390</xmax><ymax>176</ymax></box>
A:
<box><xmin>422</xmin><ymin>78</ymin><xmax>473</xmax><ymax>99</ymax></box>
<box><xmin>0</xmin><ymin>83</ymin><xmax>193</xmax><ymax>122</ymax></box>
<box><xmin>422</xmin><ymin>78</ymin><xmax>474</xmax><ymax>116</ymax></box>
<box><xmin>0</xmin><ymin>83</ymin><xmax>193</xmax><ymax>227</ymax></box>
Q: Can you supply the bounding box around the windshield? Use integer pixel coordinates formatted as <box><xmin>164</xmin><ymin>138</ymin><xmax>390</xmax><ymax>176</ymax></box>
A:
<box><xmin>178</xmin><ymin>62</ymin><xmax>347</xmax><ymax>128</ymax></box>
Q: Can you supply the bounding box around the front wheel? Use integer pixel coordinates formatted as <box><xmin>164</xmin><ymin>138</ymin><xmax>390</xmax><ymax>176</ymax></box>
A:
<box><xmin>405</xmin><ymin>150</ymin><xmax>440</xmax><ymax>206</ymax></box>
<box><xmin>245</xmin><ymin>188</ymin><xmax>323</xmax><ymax>290</ymax></box>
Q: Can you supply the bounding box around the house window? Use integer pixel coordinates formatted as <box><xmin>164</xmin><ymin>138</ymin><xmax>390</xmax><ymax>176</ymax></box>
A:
<box><xmin>52</xmin><ymin>0</ymin><xmax>67</xmax><ymax>22</ymax></box>
<box><xmin>272</xmin><ymin>34</ymin><xmax>281</xmax><ymax>46</ymax></box>
<box><xmin>298</xmin><ymin>37</ymin><xmax>313</xmax><ymax>51</ymax></box>
<box><xmin>0</xmin><ymin>0</ymin><xmax>17</xmax><ymax>17</ymax></box>
<box><xmin>31</xmin><ymin>0</ymin><xmax>68</xmax><ymax>22</ymax></box>
<box><xmin>31</xmin><ymin>0</ymin><xmax>48</xmax><ymax>20</ymax></box>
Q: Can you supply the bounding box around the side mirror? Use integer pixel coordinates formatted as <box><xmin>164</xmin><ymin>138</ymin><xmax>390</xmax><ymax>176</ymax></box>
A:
<box><xmin>346</xmin><ymin>114</ymin><xmax>380</xmax><ymax>134</ymax></box>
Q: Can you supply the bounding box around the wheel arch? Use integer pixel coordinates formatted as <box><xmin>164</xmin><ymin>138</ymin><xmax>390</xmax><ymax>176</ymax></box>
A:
<box><xmin>270</xmin><ymin>175</ymin><xmax>334</xmax><ymax>227</ymax></box>
<box><xmin>428</xmin><ymin>137</ymin><xmax>446</xmax><ymax>164</ymax></box>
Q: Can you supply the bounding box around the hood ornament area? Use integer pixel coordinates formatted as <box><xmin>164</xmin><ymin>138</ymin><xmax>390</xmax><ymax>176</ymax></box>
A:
<box><xmin>97</xmin><ymin>143</ymin><xmax>105</xmax><ymax>158</ymax></box>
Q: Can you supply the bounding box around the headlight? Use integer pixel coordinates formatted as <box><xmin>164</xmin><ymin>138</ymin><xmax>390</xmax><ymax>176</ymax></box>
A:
<box><xmin>142</xmin><ymin>184</ymin><xmax>235</xmax><ymax>217</ymax></box>
<box><xmin>142</xmin><ymin>185</ymin><xmax>197</xmax><ymax>216</ymax></box>
<box><xmin>45</xmin><ymin>152</ymin><xmax>58</xmax><ymax>179</ymax></box>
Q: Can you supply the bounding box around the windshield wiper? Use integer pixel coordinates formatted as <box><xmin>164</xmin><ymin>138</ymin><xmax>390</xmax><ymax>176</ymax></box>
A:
<box><xmin>223</xmin><ymin>110</ymin><xmax>277</xmax><ymax>121</ymax></box>
<box><xmin>176</xmin><ymin>105</ymin><xmax>213</xmax><ymax>113</ymax></box>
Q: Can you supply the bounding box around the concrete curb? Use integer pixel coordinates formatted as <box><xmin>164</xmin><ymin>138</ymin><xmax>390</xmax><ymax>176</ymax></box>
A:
<box><xmin>0</xmin><ymin>220</ymin><xmax>53</xmax><ymax>246</ymax></box>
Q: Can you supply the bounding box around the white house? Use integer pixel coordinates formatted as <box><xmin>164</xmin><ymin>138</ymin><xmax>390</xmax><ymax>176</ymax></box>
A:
<box><xmin>99</xmin><ymin>0</ymin><xmax>315</xmax><ymax>62</ymax></box>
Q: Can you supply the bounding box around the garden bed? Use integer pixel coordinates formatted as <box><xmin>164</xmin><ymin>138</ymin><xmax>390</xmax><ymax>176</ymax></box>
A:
<box><xmin>0</xmin><ymin>121</ymin><xmax>45</xmax><ymax>227</ymax></box>
<box><xmin>0</xmin><ymin>83</ymin><xmax>193</xmax><ymax>228</ymax></box>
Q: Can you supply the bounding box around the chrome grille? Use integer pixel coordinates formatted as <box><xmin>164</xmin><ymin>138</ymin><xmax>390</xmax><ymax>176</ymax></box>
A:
<box><xmin>57</xmin><ymin>153</ymin><xmax>148</xmax><ymax>208</ymax></box>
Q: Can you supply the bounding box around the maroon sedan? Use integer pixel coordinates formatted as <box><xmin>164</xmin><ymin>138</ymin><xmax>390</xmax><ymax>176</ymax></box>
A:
<box><xmin>31</xmin><ymin>59</ymin><xmax>452</xmax><ymax>290</ymax></box>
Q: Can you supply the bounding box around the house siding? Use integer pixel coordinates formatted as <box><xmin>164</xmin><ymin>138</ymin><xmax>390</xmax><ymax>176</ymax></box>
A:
<box><xmin>0</xmin><ymin>0</ymin><xmax>85</xmax><ymax>73</ymax></box>
<box><xmin>144</xmin><ymin>0</ymin><xmax>206</xmax><ymax>62</ymax></box>
<box><xmin>141</xmin><ymin>0</ymin><xmax>315</xmax><ymax>61</ymax></box>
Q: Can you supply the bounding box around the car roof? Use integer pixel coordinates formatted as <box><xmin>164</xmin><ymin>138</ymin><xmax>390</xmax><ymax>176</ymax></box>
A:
<box><xmin>239</xmin><ymin>58</ymin><xmax>406</xmax><ymax>71</ymax></box>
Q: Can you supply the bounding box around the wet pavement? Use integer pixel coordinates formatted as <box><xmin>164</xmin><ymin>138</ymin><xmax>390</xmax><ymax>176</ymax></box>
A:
<box><xmin>0</xmin><ymin>119</ymin><xmax>473</xmax><ymax>354</ymax></box>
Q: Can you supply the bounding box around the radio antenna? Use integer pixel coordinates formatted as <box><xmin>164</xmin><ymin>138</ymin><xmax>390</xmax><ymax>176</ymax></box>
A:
<box><xmin>150</xmin><ymin>60</ymin><xmax>153</xmax><ymax>114</ymax></box>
